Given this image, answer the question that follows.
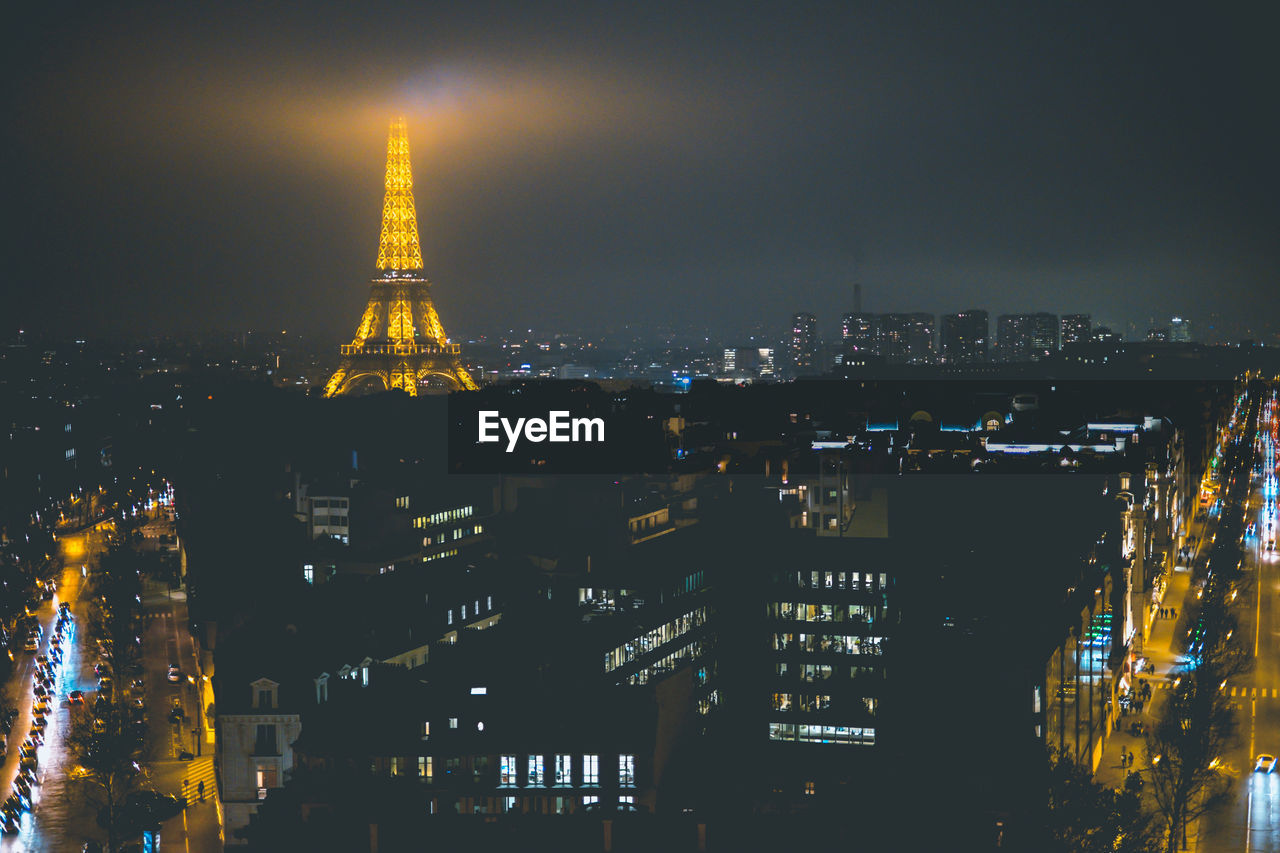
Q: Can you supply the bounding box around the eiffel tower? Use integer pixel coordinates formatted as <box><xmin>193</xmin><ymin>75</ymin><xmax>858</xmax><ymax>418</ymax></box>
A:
<box><xmin>324</xmin><ymin>117</ymin><xmax>478</xmax><ymax>396</ymax></box>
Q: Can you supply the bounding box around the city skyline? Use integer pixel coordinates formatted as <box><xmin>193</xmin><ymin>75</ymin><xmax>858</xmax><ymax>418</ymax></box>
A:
<box><xmin>7</xmin><ymin>2</ymin><xmax>1279</xmax><ymax>343</ymax></box>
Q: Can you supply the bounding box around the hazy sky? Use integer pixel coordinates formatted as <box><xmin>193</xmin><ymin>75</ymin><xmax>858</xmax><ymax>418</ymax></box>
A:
<box><xmin>7</xmin><ymin>1</ymin><xmax>1278</xmax><ymax>342</ymax></box>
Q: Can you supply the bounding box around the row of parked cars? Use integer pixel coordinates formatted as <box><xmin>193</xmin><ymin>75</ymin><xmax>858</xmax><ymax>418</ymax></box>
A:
<box><xmin>1</xmin><ymin>601</ymin><xmax>73</xmax><ymax>835</ymax></box>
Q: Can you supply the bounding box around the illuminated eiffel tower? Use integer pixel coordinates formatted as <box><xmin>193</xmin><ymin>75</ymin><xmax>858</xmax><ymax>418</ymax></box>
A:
<box><xmin>324</xmin><ymin>117</ymin><xmax>478</xmax><ymax>396</ymax></box>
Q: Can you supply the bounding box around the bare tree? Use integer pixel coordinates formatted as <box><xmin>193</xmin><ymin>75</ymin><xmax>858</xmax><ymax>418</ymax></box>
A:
<box><xmin>1044</xmin><ymin>749</ymin><xmax>1162</xmax><ymax>853</ymax></box>
<box><xmin>1144</xmin><ymin>588</ymin><xmax>1251</xmax><ymax>851</ymax></box>
<box><xmin>68</xmin><ymin>542</ymin><xmax>149</xmax><ymax>848</ymax></box>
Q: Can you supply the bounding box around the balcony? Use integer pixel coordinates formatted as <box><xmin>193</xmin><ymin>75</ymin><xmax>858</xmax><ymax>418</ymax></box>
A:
<box><xmin>340</xmin><ymin>342</ymin><xmax>461</xmax><ymax>356</ymax></box>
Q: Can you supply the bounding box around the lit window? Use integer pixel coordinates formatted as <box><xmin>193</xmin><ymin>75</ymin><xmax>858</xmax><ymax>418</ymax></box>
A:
<box><xmin>461</xmin><ymin>604</ymin><xmax>467</xmax><ymax>620</ymax></box>
<box><xmin>583</xmin><ymin>754</ymin><xmax>599</xmax><ymax>786</ymax></box>
<box><xmin>582</xmin><ymin>796</ymin><xmax>598</xmax><ymax>806</ymax></box>
<box><xmin>477</xmin><ymin>721</ymin><xmax>485</xmax><ymax>731</ymax></box>
<box><xmin>418</xmin><ymin>756</ymin><xmax>427</xmax><ymax>779</ymax></box>
<box><xmin>448</xmin><ymin>609</ymin><xmax>453</xmax><ymax>625</ymax></box>
<box><xmin>619</xmin><ymin>754</ymin><xmax>635</xmax><ymax>787</ymax></box>
<box><xmin>555</xmin><ymin>754</ymin><xmax>572</xmax><ymax>786</ymax></box>
<box><xmin>303</xmin><ymin>564</ymin><xmax>314</xmax><ymax>584</ymax></box>
<box><xmin>528</xmin><ymin>754</ymin><xmax>545</xmax><ymax>786</ymax></box>
<box><xmin>620</xmin><ymin>796</ymin><xmax>634</xmax><ymax>804</ymax></box>
<box><xmin>449</xmin><ymin>717</ymin><xmax>458</xmax><ymax>729</ymax></box>
<box><xmin>804</xmin><ymin>781</ymin><xmax>815</xmax><ymax>796</ymax></box>
<box><xmin>422</xmin><ymin>722</ymin><xmax>430</xmax><ymax>739</ymax></box>
<box><xmin>499</xmin><ymin>755</ymin><xmax>517</xmax><ymax>786</ymax></box>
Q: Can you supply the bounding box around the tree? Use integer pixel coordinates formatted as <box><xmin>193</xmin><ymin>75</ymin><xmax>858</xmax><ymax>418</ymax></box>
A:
<box><xmin>1043</xmin><ymin>750</ymin><xmax>1162</xmax><ymax>853</ymax></box>
<box><xmin>1145</xmin><ymin>584</ymin><xmax>1251</xmax><ymax>851</ymax></box>
<box><xmin>68</xmin><ymin>541</ymin><xmax>149</xmax><ymax>849</ymax></box>
<box><xmin>67</xmin><ymin>695</ymin><xmax>148</xmax><ymax>850</ymax></box>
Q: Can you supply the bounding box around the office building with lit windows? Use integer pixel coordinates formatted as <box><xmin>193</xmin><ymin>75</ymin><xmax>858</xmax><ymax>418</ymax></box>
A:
<box><xmin>1060</xmin><ymin>314</ymin><xmax>1091</xmax><ymax>347</ymax></box>
<box><xmin>790</xmin><ymin>311</ymin><xmax>819</xmax><ymax>375</ymax></box>
<box><xmin>878</xmin><ymin>313</ymin><xmax>935</xmax><ymax>365</ymax></box>
<box><xmin>839</xmin><ymin>313</ymin><xmax>881</xmax><ymax>357</ymax></box>
<box><xmin>996</xmin><ymin>313</ymin><xmax>1058</xmax><ymax>362</ymax></box>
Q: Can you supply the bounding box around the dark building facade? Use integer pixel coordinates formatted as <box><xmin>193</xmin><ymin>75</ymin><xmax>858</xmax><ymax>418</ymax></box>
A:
<box><xmin>839</xmin><ymin>313</ymin><xmax>881</xmax><ymax>359</ymax></box>
<box><xmin>878</xmin><ymin>313</ymin><xmax>934</xmax><ymax>365</ymax></box>
<box><xmin>939</xmin><ymin>310</ymin><xmax>989</xmax><ymax>364</ymax></box>
<box><xmin>996</xmin><ymin>313</ymin><xmax>1058</xmax><ymax>362</ymax></box>
<box><xmin>789</xmin><ymin>312</ymin><xmax>819</xmax><ymax>375</ymax></box>
<box><xmin>1060</xmin><ymin>314</ymin><xmax>1091</xmax><ymax>347</ymax></box>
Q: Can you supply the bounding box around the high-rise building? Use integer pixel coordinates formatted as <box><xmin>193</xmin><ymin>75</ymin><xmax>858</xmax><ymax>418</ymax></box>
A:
<box><xmin>995</xmin><ymin>313</ymin><xmax>1058</xmax><ymax>362</ymax></box>
<box><xmin>1060</xmin><ymin>314</ymin><xmax>1091</xmax><ymax>347</ymax></box>
<box><xmin>723</xmin><ymin>347</ymin><xmax>776</xmax><ymax>380</ymax></box>
<box><xmin>939</xmin><ymin>310</ymin><xmax>989</xmax><ymax>364</ymax></box>
<box><xmin>879</xmin><ymin>314</ymin><xmax>935</xmax><ymax>365</ymax></box>
<box><xmin>1169</xmin><ymin>316</ymin><xmax>1192</xmax><ymax>343</ymax></box>
<box><xmin>840</xmin><ymin>314</ymin><xmax>881</xmax><ymax>357</ymax></box>
<box><xmin>1146</xmin><ymin>327</ymin><xmax>1170</xmax><ymax>343</ymax></box>
<box><xmin>790</xmin><ymin>312</ymin><xmax>819</xmax><ymax>374</ymax></box>
<box><xmin>1091</xmin><ymin>326</ymin><xmax>1121</xmax><ymax>344</ymax></box>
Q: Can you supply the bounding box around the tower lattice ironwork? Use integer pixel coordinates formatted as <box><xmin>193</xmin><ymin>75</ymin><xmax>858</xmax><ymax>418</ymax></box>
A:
<box><xmin>325</xmin><ymin>117</ymin><xmax>478</xmax><ymax>396</ymax></box>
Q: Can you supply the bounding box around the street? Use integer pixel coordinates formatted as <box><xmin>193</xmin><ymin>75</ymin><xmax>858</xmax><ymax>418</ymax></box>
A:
<box><xmin>1097</xmin><ymin>386</ymin><xmax>1280</xmax><ymax>851</ymax></box>
<box><xmin>1</xmin><ymin>510</ymin><xmax>222</xmax><ymax>852</ymax></box>
<box><xmin>1</xmin><ymin>522</ymin><xmax>108</xmax><ymax>850</ymax></box>
<box><xmin>1201</xmin><ymin>395</ymin><xmax>1280</xmax><ymax>852</ymax></box>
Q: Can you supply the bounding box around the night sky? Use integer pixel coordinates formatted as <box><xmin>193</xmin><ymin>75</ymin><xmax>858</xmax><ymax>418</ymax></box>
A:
<box><xmin>7</xmin><ymin>1</ymin><xmax>1278</xmax><ymax>342</ymax></box>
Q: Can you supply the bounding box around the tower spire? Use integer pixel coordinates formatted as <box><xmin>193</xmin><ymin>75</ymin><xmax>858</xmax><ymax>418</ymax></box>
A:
<box><xmin>325</xmin><ymin>118</ymin><xmax>477</xmax><ymax>396</ymax></box>
<box><xmin>376</xmin><ymin>116</ymin><xmax>424</xmax><ymax>270</ymax></box>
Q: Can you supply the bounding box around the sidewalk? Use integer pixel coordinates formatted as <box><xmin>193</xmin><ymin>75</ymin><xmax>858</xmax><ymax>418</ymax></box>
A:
<box><xmin>1094</xmin><ymin>510</ymin><xmax>1218</xmax><ymax>850</ymax></box>
<box><xmin>1094</xmin><ymin>561</ymin><xmax>1192</xmax><ymax>790</ymax></box>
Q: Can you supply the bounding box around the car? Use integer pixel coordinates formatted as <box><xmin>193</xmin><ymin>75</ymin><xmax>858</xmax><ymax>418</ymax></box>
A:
<box><xmin>92</xmin><ymin>718</ymin><xmax>106</xmax><ymax>735</ymax></box>
<box><xmin>24</xmin><ymin>638</ymin><xmax>38</xmax><ymax>653</ymax></box>
<box><xmin>33</xmin><ymin>683</ymin><xmax>49</xmax><ymax>699</ymax></box>
<box><xmin>1257</xmin><ymin>754</ymin><xmax>1276</xmax><ymax>773</ymax></box>
<box><xmin>98</xmin><ymin>677</ymin><xmax>113</xmax><ymax>694</ymax></box>
<box><xmin>0</xmin><ymin>808</ymin><xmax>18</xmax><ymax>834</ymax></box>
<box><xmin>69</xmin><ymin>689</ymin><xmax>85</xmax><ymax>705</ymax></box>
<box><xmin>19</xmin><ymin>746</ymin><xmax>38</xmax><ymax>770</ymax></box>
<box><xmin>130</xmin><ymin>678</ymin><xmax>144</xmax><ymax>692</ymax></box>
<box><xmin>35</xmin><ymin>654</ymin><xmax>48</xmax><ymax>666</ymax></box>
<box><xmin>33</xmin><ymin>698</ymin><xmax>50</xmax><ymax>717</ymax></box>
<box><xmin>58</xmin><ymin>602</ymin><xmax>70</xmax><ymax>614</ymax></box>
<box><xmin>30</xmin><ymin>717</ymin><xmax>47</xmax><ymax>735</ymax></box>
<box><xmin>177</xmin><ymin>750</ymin><xmax>194</xmax><ymax>761</ymax></box>
<box><xmin>167</xmin><ymin>665</ymin><xmax>181</xmax><ymax>683</ymax></box>
<box><xmin>12</xmin><ymin>775</ymin><xmax>31</xmax><ymax>799</ymax></box>
<box><xmin>10</xmin><ymin>786</ymin><xmax>30</xmax><ymax>811</ymax></box>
